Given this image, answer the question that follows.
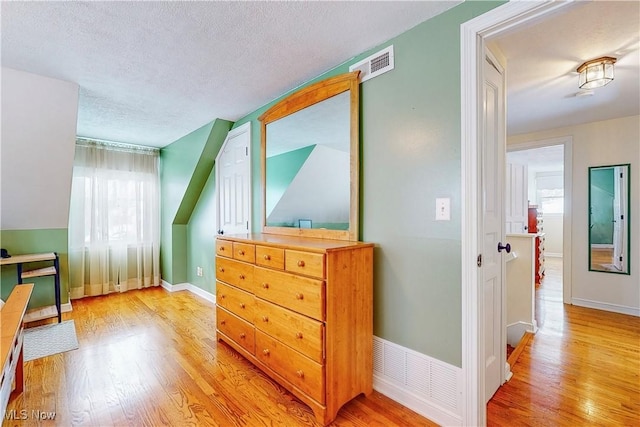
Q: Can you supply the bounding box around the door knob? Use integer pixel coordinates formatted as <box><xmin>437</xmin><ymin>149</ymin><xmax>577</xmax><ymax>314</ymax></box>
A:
<box><xmin>497</xmin><ymin>242</ymin><xmax>511</xmax><ymax>253</ymax></box>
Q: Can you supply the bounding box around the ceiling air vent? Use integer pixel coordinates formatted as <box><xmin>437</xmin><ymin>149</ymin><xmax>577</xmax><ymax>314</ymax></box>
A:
<box><xmin>349</xmin><ymin>45</ymin><xmax>394</xmax><ymax>83</ymax></box>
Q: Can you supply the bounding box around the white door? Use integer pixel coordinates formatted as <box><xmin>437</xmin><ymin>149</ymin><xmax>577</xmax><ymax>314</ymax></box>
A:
<box><xmin>505</xmin><ymin>162</ymin><xmax>528</xmax><ymax>234</ymax></box>
<box><xmin>481</xmin><ymin>52</ymin><xmax>506</xmax><ymax>403</ymax></box>
<box><xmin>612</xmin><ymin>166</ymin><xmax>625</xmax><ymax>271</ymax></box>
<box><xmin>216</xmin><ymin>122</ymin><xmax>251</xmax><ymax>235</ymax></box>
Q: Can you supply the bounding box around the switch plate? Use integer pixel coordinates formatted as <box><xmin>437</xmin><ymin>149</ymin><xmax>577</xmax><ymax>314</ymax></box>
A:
<box><xmin>197</xmin><ymin>266</ymin><xmax>203</xmax><ymax>277</ymax></box>
<box><xmin>436</xmin><ymin>198</ymin><xmax>450</xmax><ymax>221</ymax></box>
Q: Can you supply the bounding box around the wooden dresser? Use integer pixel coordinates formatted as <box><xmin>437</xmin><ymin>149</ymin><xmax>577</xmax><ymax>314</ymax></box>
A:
<box><xmin>215</xmin><ymin>233</ymin><xmax>373</xmax><ymax>425</ymax></box>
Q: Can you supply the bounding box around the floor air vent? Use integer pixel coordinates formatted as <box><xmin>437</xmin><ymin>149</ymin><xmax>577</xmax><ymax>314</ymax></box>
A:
<box><xmin>349</xmin><ymin>45</ymin><xmax>394</xmax><ymax>83</ymax></box>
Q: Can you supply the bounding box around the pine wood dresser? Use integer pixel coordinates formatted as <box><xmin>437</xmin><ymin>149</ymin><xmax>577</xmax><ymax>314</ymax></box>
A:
<box><xmin>215</xmin><ymin>233</ymin><xmax>373</xmax><ymax>425</ymax></box>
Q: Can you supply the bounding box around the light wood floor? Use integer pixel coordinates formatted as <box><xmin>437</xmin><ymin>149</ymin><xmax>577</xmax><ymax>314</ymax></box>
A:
<box><xmin>4</xmin><ymin>288</ymin><xmax>436</xmax><ymax>427</ymax></box>
<box><xmin>488</xmin><ymin>257</ymin><xmax>640</xmax><ymax>426</ymax></box>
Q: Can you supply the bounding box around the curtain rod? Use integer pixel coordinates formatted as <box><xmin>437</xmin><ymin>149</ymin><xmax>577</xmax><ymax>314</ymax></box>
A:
<box><xmin>76</xmin><ymin>137</ymin><xmax>159</xmax><ymax>154</ymax></box>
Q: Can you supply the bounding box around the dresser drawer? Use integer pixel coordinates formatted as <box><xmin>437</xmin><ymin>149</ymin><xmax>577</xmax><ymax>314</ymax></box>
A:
<box><xmin>256</xmin><ymin>330</ymin><xmax>324</xmax><ymax>404</ymax></box>
<box><xmin>216</xmin><ymin>239</ymin><xmax>233</xmax><ymax>258</ymax></box>
<box><xmin>233</xmin><ymin>242</ymin><xmax>256</xmax><ymax>263</ymax></box>
<box><xmin>217</xmin><ymin>281</ymin><xmax>254</xmax><ymax>323</ymax></box>
<box><xmin>285</xmin><ymin>250</ymin><xmax>325</xmax><ymax>279</ymax></box>
<box><xmin>217</xmin><ymin>307</ymin><xmax>255</xmax><ymax>355</ymax></box>
<box><xmin>216</xmin><ymin>256</ymin><xmax>254</xmax><ymax>292</ymax></box>
<box><xmin>254</xmin><ymin>298</ymin><xmax>323</xmax><ymax>363</ymax></box>
<box><xmin>256</xmin><ymin>245</ymin><xmax>285</xmax><ymax>270</ymax></box>
<box><xmin>254</xmin><ymin>267</ymin><xmax>324</xmax><ymax>321</ymax></box>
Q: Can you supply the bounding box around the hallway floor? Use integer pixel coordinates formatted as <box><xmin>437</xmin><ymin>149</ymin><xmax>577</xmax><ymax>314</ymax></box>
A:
<box><xmin>487</xmin><ymin>257</ymin><xmax>640</xmax><ymax>426</ymax></box>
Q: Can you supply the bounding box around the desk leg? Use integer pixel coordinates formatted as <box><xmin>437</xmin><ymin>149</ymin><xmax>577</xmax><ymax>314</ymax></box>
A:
<box><xmin>54</xmin><ymin>254</ymin><xmax>61</xmax><ymax>323</ymax></box>
<box><xmin>17</xmin><ymin>263</ymin><xmax>23</xmax><ymax>284</ymax></box>
<box><xmin>15</xmin><ymin>344</ymin><xmax>24</xmax><ymax>394</ymax></box>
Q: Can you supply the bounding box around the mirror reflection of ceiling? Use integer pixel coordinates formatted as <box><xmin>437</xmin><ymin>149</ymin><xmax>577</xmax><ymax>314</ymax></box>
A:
<box><xmin>266</xmin><ymin>91</ymin><xmax>349</xmax><ymax>157</ymax></box>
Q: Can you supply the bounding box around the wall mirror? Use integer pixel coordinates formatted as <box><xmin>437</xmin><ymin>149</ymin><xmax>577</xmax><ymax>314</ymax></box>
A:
<box><xmin>259</xmin><ymin>71</ymin><xmax>360</xmax><ymax>241</ymax></box>
<box><xmin>588</xmin><ymin>164</ymin><xmax>630</xmax><ymax>274</ymax></box>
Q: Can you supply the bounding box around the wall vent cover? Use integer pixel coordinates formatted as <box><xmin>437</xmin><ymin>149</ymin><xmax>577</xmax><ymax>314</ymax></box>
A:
<box><xmin>349</xmin><ymin>45</ymin><xmax>394</xmax><ymax>83</ymax></box>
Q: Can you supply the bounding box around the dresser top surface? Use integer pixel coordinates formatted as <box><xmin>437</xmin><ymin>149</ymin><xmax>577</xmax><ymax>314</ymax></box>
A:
<box><xmin>218</xmin><ymin>233</ymin><xmax>374</xmax><ymax>252</ymax></box>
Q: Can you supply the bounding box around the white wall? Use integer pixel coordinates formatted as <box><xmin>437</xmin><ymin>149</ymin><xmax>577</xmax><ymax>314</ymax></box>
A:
<box><xmin>510</xmin><ymin>115</ymin><xmax>640</xmax><ymax>316</ymax></box>
<box><xmin>1</xmin><ymin>67</ymin><xmax>79</xmax><ymax>230</ymax></box>
<box><xmin>541</xmin><ymin>214</ymin><xmax>563</xmax><ymax>256</ymax></box>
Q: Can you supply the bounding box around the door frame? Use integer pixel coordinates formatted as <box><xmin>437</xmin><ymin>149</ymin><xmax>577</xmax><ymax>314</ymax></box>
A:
<box><xmin>215</xmin><ymin>122</ymin><xmax>252</xmax><ymax>235</ymax></box>
<box><xmin>460</xmin><ymin>1</ymin><xmax>576</xmax><ymax>425</ymax></box>
<box><xmin>507</xmin><ymin>136</ymin><xmax>573</xmax><ymax>304</ymax></box>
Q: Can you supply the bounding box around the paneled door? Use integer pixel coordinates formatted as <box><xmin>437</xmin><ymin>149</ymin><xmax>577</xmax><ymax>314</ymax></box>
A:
<box><xmin>216</xmin><ymin>122</ymin><xmax>251</xmax><ymax>235</ymax></box>
<box><xmin>505</xmin><ymin>162</ymin><xmax>528</xmax><ymax>234</ymax></box>
<box><xmin>482</xmin><ymin>51</ymin><xmax>507</xmax><ymax>403</ymax></box>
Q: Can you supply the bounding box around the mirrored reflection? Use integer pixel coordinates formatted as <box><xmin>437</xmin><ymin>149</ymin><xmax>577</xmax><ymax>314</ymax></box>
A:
<box><xmin>265</xmin><ymin>91</ymin><xmax>350</xmax><ymax>230</ymax></box>
<box><xmin>589</xmin><ymin>164</ymin><xmax>630</xmax><ymax>274</ymax></box>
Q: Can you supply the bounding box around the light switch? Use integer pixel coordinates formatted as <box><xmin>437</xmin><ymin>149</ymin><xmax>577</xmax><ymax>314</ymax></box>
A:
<box><xmin>436</xmin><ymin>198</ymin><xmax>450</xmax><ymax>221</ymax></box>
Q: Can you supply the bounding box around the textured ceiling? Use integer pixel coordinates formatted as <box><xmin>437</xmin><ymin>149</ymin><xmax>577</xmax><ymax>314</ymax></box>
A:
<box><xmin>1</xmin><ymin>1</ymin><xmax>460</xmax><ymax>147</ymax></box>
<box><xmin>491</xmin><ymin>1</ymin><xmax>640</xmax><ymax>136</ymax></box>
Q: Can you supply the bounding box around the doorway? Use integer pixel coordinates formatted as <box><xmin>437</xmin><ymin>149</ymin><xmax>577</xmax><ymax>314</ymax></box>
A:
<box><xmin>460</xmin><ymin>2</ymin><xmax>577</xmax><ymax>425</ymax></box>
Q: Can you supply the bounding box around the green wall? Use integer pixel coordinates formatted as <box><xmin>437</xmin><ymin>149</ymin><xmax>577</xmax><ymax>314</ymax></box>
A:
<box><xmin>179</xmin><ymin>1</ymin><xmax>502</xmax><ymax>367</ymax></box>
<box><xmin>160</xmin><ymin>119</ymin><xmax>232</xmax><ymax>285</ymax></box>
<box><xmin>0</xmin><ymin>228</ymin><xmax>69</xmax><ymax>309</ymax></box>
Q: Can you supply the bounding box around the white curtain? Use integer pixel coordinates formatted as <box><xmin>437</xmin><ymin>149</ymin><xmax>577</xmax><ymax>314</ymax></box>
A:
<box><xmin>68</xmin><ymin>139</ymin><xmax>160</xmax><ymax>298</ymax></box>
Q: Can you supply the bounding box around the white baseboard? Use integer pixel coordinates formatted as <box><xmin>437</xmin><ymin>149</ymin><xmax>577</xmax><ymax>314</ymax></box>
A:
<box><xmin>161</xmin><ymin>280</ymin><xmax>216</xmax><ymax>304</ymax></box>
<box><xmin>372</xmin><ymin>336</ymin><xmax>462</xmax><ymax>426</ymax></box>
<box><xmin>506</xmin><ymin>321</ymin><xmax>537</xmax><ymax>347</ymax></box>
<box><xmin>24</xmin><ymin>301</ymin><xmax>73</xmax><ymax>323</ymax></box>
<box><xmin>591</xmin><ymin>244</ymin><xmax>613</xmax><ymax>249</ymax></box>
<box><xmin>572</xmin><ymin>298</ymin><xmax>639</xmax><ymax>317</ymax></box>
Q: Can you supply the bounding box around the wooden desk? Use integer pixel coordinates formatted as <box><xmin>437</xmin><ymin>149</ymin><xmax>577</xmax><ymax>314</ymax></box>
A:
<box><xmin>0</xmin><ymin>284</ymin><xmax>34</xmax><ymax>416</ymax></box>
<box><xmin>0</xmin><ymin>252</ymin><xmax>61</xmax><ymax>322</ymax></box>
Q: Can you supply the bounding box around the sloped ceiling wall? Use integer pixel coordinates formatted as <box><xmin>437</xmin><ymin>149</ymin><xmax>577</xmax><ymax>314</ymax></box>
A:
<box><xmin>1</xmin><ymin>67</ymin><xmax>79</xmax><ymax>230</ymax></box>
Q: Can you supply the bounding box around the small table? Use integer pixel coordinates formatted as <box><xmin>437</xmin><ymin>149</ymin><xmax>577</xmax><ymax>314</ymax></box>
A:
<box><xmin>0</xmin><ymin>252</ymin><xmax>61</xmax><ymax>323</ymax></box>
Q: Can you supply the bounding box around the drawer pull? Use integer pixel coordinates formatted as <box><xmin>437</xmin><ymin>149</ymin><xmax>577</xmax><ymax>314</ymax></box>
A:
<box><xmin>239</xmin><ymin>274</ymin><xmax>245</xmax><ymax>280</ymax></box>
<box><xmin>264</xmin><ymin>254</ymin><xmax>271</xmax><ymax>261</ymax></box>
<box><xmin>219</xmin><ymin>267</ymin><xmax>225</xmax><ymax>273</ymax></box>
<box><xmin>296</xmin><ymin>331</ymin><xmax>303</xmax><ymax>339</ymax></box>
<box><xmin>261</xmin><ymin>283</ymin><xmax>269</xmax><ymax>289</ymax></box>
<box><xmin>296</xmin><ymin>370</ymin><xmax>304</xmax><ymax>378</ymax></box>
<box><xmin>263</xmin><ymin>349</ymin><xmax>270</xmax><ymax>356</ymax></box>
<box><xmin>220</xmin><ymin>294</ymin><xmax>226</xmax><ymax>299</ymax></box>
<box><xmin>239</xmin><ymin>303</ymin><xmax>245</xmax><ymax>309</ymax></box>
<box><xmin>262</xmin><ymin>316</ymin><xmax>269</xmax><ymax>322</ymax></box>
<box><xmin>239</xmin><ymin>333</ymin><xmax>246</xmax><ymax>339</ymax></box>
<box><xmin>295</xmin><ymin>293</ymin><xmax>304</xmax><ymax>300</ymax></box>
<box><xmin>297</xmin><ymin>260</ymin><xmax>305</xmax><ymax>267</ymax></box>
<box><xmin>220</xmin><ymin>320</ymin><xmax>226</xmax><ymax>325</ymax></box>
<box><xmin>219</xmin><ymin>246</ymin><xmax>225</xmax><ymax>251</ymax></box>
<box><xmin>238</xmin><ymin>250</ymin><xmax>245</xmax><ymax>256</ymax></box>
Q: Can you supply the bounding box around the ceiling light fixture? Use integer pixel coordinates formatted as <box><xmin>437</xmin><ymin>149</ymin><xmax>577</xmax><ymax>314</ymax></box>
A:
<box><xmin>577</xmin><ymin>56</ymin><xmax>617</xmax><ymax>89</ymax></box>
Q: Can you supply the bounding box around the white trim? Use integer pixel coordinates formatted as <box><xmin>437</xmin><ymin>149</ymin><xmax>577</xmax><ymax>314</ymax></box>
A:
<box><xmin>572</xmin><ymin>298</ymin><xmax>640</xmax><ymax>317</ymax></box>
<box><xmin>545</xmin><ymin>252</ymin><xmax>563</xmax><ymax>258</ymax></box>
<box><xmin>591</xmin><ymin>244</ymin><xmax>614</xmax><ymax>249</ymax></box>
<box><xmin>161</xmin><ymin>280</ymin><xmax>216</xmax><ymax>304</ymax></box>
<box><xmin>506</xmin><ymin>321</ymin><xmax>538</xmax><ymax>347</ymax></box>
<box><xmin>374</xmin><ymin>375</ymin><xmax>462</xmax><ymax>427</ymax></box>
<box><xmin>215</xmin><ymin>122</ymin><xmax>252</xmax><ymax>235</ymax></box>
<box><xmin>461</xmin><ymin>1</ymin><xmax>576</xmax><ymax>425</ymax></box>
<box><xmin>372</xmin><ymin>336</ymin><xmax>462</xmax><ymax>426</ymax></box>
<box><xmin>24</xmin><ymin>301</ymin><xmax>73</xmax><ymax>323</ymax></box>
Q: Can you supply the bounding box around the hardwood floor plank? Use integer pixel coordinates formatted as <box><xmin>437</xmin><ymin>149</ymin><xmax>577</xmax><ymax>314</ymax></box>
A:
<box><xmin>489</xmin><ymin>257</ymin><xmax>640</xmax><ymax>426</ymax></box>
<box><xmin>4</xmin><ymin>287</ymin><xmax>435</xmax><ymax>426</ymax></box>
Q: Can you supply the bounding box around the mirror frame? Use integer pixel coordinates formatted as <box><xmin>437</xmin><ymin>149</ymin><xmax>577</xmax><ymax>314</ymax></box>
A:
<box><xmin>259</xmin><ymin>71</ymin><xmax>360</xmax><ymax>241</ymax></box>
<box><xmin>588</xmin><ymin>163</ymin><xmax>631</xmax><ymax>275</ymax></box>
